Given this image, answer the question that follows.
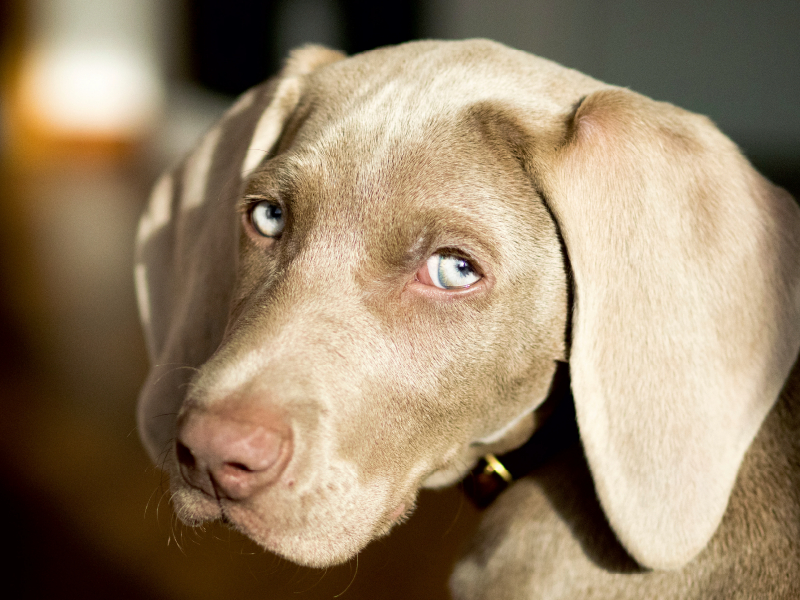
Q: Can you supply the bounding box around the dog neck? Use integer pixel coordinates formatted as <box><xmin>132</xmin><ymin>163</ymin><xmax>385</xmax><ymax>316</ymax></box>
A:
<box><xmin>463</xmin><ymin>362</ymin><xmax>578</xmax><ymax>508</ymax></box>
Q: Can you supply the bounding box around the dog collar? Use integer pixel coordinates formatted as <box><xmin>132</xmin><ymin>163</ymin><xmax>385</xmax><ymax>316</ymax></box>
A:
<box><xmin>462</xmin><ymin>362</ymin><xmax>577</xmax><ymax>508</ymax></box>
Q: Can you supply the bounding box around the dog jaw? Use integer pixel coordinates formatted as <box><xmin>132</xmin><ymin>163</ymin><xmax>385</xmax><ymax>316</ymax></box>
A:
<box><xmin>169</xmin><ymin>442</ymin><xmax>420</xmax><ymax>567</ymax></box>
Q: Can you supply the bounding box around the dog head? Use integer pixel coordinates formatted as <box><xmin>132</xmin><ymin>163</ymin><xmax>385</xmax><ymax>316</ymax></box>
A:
<box><xmin>135</xmin><ymin>40</ymin><xmax>800</xmax><ymax>570</ymax></box>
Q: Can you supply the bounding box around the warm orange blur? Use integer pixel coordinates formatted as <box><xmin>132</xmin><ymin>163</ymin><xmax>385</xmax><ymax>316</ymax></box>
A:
<box><xmin>0</xmin><ymin>2</ymin><xmax>476</xmax><ymax>599</ymax></box>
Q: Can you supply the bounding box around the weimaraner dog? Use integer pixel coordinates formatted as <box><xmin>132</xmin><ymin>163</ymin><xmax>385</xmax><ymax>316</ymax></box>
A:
<box><xmin>135</xmin><ymin>40</ymin><xmax>800</xmax><ymax>598</ymax></box>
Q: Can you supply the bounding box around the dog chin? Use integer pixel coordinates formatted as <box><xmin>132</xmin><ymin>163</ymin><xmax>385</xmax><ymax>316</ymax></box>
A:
<box><xmin>169</xmin><ymin>472</ymin><xmax>416</xmax><ymax>568</ymax></box>
<box><xmin>223</xmin><ymin>492</ymin><xmax>418</xmax><ymax>568</ymax></box>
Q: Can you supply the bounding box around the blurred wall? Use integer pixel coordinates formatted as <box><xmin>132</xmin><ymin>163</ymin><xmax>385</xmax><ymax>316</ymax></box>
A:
<box><xmin>423</xmin><ymin>0</ymin><xmax>800</xmax><ymax>168</ymax></box>
<box><xmin>187</xmin><ymin>0</ymin><xmax>421</xmax><ymax>95</ymax></box>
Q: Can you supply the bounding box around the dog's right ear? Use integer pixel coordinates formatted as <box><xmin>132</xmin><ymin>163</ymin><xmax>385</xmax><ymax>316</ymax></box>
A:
<box><xmin>134</xmin><ymin>45</ymin><xmax>346</xmax><ymax>462</ymax></box>
<box><xmin>534</xmin><ymin>87</ymin><xmax>800</xmax><ymax>571</ymax></box>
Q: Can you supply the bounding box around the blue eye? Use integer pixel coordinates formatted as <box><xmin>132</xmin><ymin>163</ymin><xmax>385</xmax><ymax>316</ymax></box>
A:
<box><xmin>250</xmin><ymin>201</ymin><xmax>284</xmax><ymax>237</ymax></box>
<box><xmin>426</xmin><ymin>254</ymin><xmax>481</xmax><ymax>289</ymax></box>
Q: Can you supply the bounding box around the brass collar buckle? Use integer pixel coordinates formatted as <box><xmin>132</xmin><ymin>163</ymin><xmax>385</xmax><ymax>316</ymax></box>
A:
<box><xmin>461</xmin><ymin>362</ymin><xmax>577</xmax><ymax>509</ymax></box>
<box><xmin>463</xmin><ymin>452</ymin><xmax>515</xmax><ymax>509</ymax></box>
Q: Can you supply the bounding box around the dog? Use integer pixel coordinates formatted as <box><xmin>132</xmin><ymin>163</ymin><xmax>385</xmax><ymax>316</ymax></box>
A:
<box><xmin>135</xmin><ymin>39</ymin><xmax>800</xmax><ymax>598</ymax></box>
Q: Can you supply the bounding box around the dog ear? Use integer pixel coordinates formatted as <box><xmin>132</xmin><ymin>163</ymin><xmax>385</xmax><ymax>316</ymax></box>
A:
<box><xmin>134</xmin><ymin>46</ymin><xmax>346</xmax><ymax>462</ymax></box>
<box><xmin>537</xmin><ymin>88</ymin><xmax>800</xmax><ymax>569</ymax></box>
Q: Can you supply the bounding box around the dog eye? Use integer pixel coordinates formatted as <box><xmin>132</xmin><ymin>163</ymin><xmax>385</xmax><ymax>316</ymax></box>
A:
<box><xmin>249</xmin><ymin>201</ymin><xmax>285</xmax><ymax>237</ymax></box>
<box><xmin>420</xmin><ymin>253</ymin><xmax>482</xmax><ymax>289</ymax></box>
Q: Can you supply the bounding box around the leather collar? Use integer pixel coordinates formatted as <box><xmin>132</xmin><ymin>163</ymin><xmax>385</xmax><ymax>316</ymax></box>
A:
<box><xmin>462</xmin><ymin>362</ymin><xmax>578</xmax><ymax>508</ymax></box>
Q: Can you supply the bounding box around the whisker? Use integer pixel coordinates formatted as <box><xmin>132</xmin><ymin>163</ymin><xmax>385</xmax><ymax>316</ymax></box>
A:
<box><xmin>153</xmin><ymin>362</ymin><xmax>200</xmax><ymax>372</ymax></box>
<box><xmin>293</xmin><ymin>566</ymin><xmax>329</xmax><ymax>594</ymax></box>
<box><xmin>144</xmin><ymin>487</ymin><xmax>160</xmax><ymax>519</ymax></box>
<box><xmin>171</xmin><ymin>512</ymin><xmax>186</xmax><ymax>555</ymax></box>
<box><xmin>151</xmin><ymin>412</ymin><xmax>179</xmax><ymax>420</ymax></box>
<box><xmin>442</xmin><ymin>485</ymin><xmax>466</xmax><ymax>537</ymax></box>
<box><xmin>149</xmin><ymin>363</ymin><xmax>200</xmax><ymax>389</ymax></box>
<box><xmin>333</xmin><ymin>554</ymin><xmax>359</xmax><ymax>598</ymax></box>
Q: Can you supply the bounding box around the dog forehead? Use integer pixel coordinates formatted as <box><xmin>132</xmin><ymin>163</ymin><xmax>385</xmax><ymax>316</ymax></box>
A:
<box><xmin>242</xmin><ymin>40</ymin><xmax>598</xmax><ymax>265</ymax></box>
<box><xmin>273</xmin><ymin>40</ymin><xmax>602</xmax><ymax>220</ymax></box>
<box><xmin>255</xmin><ymin>112</ymin><xmax>540</xmax><ymax>265</ymax></box>
<box><xmin>304</xmin><ymin>39</ymin><xmax>601</xmax><ymax>125</ymax></box>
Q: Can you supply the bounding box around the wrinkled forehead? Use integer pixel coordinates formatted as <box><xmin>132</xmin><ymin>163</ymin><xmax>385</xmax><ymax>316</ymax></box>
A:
<box><xmin>246</xmin><ymin>102</ymin><xmax>539</xmax><ymax>243</ymax></box>
<box><xmin>242</xmin><ymin>44</ymin><xmax>592</xmax><ymax>255</ymax></box>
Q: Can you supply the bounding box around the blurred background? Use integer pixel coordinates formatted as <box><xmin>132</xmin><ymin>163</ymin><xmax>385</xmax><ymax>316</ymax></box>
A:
<box><xmin>0</xmin><ymin>1</ymin><xmax>798</xmax><ymax>598</ymax></box>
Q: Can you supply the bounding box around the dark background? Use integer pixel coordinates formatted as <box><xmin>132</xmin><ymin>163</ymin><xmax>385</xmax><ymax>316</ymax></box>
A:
<box><xmin>0</xmin><ymin>1</ymin><xmax>798</xmax><ymax>598</ymax></box>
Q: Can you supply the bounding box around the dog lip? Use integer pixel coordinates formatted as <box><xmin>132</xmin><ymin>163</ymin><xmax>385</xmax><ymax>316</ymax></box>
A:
<box><xmin>171</xmin><ymin>485</ymin><xmax>223</xmax><ymax>524</ymax></box>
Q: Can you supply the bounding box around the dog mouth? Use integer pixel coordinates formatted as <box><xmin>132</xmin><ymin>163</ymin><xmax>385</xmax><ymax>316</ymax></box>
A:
<box><xmin>170</xmin><ymin>483</ymin><xmax>223</xmax><ymax>525</ymax></box>
<box><xmin>168</xmin><ymin>455</ymin><xmax>418</xmax><ymax>567</ymax></box>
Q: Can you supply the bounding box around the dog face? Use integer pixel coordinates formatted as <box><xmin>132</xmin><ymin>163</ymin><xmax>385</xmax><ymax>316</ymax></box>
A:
<box><xmin>168</xmin><ymin>72</ymin><xmax>570</xmax><ymax>567</ymax></box>
<box><xmin>136</xmin><ymin>40</ymin><xmax>800</xmax><ymax>571</ymax></box>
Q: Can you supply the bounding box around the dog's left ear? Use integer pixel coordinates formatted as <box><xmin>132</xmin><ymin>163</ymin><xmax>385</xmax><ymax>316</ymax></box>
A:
<box><xmin>535</xmin><ymin>88</ymin><xmax>800</xmax><ymax>569</ymax></box>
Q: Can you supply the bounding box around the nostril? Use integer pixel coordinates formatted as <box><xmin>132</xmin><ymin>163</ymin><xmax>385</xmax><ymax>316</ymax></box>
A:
<box><xmin>175</xmin><ymin>437</ymin><xmax>217</xmax><ymax>496</ymax></box>
<box><xmin>176</xmin><ymin>441</ymin><xmax>196</xmax><ymax>469</ymax></box>
<box><xmin>226</xmin><ymin>462</ymin><xmax>251</xmax><ymax>472</ymax></box>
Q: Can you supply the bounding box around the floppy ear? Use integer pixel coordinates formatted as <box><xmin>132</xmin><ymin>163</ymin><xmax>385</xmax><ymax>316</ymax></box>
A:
<box><xmin>134</xmin><ymin>46</ymin><xmax>346</xmax><ymax>462</ymax></box>
<box><xmin>537</xmin><ymin>88</ymin><xmax>800</xmax><ymax>569</ymax></box>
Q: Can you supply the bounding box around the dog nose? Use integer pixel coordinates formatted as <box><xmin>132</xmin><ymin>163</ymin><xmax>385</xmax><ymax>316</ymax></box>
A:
<box><xmin>176</xmin><ymin>407</ymin><xmax>292</xmax><ymax>500</ymax></box>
